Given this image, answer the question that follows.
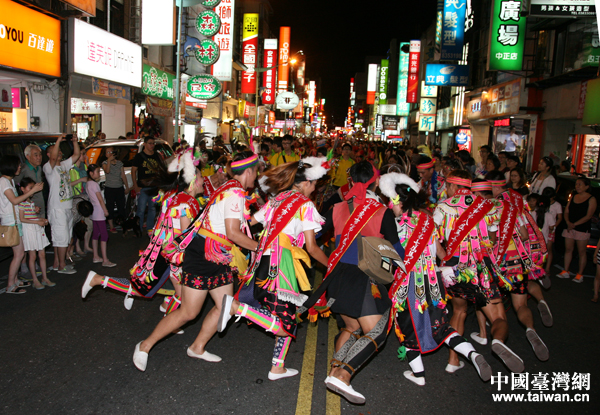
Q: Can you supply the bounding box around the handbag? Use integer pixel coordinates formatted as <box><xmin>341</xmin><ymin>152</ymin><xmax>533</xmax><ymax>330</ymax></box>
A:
<box><xmin>350</xmin><ymin>201</ymin><xmax>403</xmax><ymax>285</ymax></box>
<box><xmin>0</xmin><ymin>204</ymin><xmax>20</xmax><ymax>247</ymax></box>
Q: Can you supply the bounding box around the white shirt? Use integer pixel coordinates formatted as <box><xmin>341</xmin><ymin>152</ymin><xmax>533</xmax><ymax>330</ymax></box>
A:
<box><xmin>530</xmin><ymin>211</ymin><xmax>556</xmax><ymax>242</ymax></box>
<box><xmin>0</xmin><ymin>177</ymin><xmax>19</xmax><ymax>226</ymax></box>
<box><xmin>205</xmin><ymin>192</ymin><xmax>245</xmax><ymax>235</ymax></box>
<box><xmin>43</xmin><ymin>158</ymin><xmax>74</xmax><ymax>210</ymax></box>
<box><xmin>530</xmin><ymin>174</ymin><xmax>556</xmax><ymax>195</ymax></box>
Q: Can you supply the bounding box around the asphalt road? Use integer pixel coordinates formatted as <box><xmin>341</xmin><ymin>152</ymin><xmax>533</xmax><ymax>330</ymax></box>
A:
<box><xmin>0</xmin><ymin>231</ymin><xmax>598</xmax><ymax>414</ymax></box>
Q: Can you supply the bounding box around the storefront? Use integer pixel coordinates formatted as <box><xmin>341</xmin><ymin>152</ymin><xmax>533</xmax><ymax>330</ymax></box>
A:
<box><xmin>0</xmin><ymin>0</ymin><xmax>62</xmax><ymax>134</ymax></box>
<box><xmin>68</xmin><ymin>18</ymin><xmax>141</xmax><ymax>139</ymax></box>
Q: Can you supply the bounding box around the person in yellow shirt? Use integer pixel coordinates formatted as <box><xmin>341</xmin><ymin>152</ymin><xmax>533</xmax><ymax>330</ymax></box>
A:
<box><xmin>269</xmin><ymin>135</ymin><xmax>300</xmax><ymax>167</ymax></box>
<box><xmin>331</xmin><ymin>143</ymin><xmax>355</xmax><ymax>188</ymax></box>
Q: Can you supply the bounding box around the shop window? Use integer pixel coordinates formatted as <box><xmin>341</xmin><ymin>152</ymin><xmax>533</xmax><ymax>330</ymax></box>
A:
<box><xmin>562</xmin><ymin>19</ymin><xmax>599</xmax><ymax>73</ymax></box>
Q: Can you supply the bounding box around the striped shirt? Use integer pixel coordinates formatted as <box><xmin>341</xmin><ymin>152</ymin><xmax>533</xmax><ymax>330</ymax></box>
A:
<box><xmin>18</xmin><ymin>201</ymin><xmax>38</xmax><ymax>220</ymax></box>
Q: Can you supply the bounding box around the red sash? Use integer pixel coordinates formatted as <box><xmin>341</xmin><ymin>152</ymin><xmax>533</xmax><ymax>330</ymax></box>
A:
<box><xmin>340</xmin><ymin>183</ymin><xmax>351</xmax><ymax>199</ymax></box>
<box><xmin>323</xmin><ymin>198</ymin><xmax>384</xmax><ymax>280</ymax></box>
<box><xmin>389</xmin><ymin>211</ymin><xmax>434</xmax><ymax>298</ymax></box>
<box><xmin>243</xmin><ymin>191</ymin><xmax>310</xmax><ymax>278</ymax></box>
<box><xmin>204</xmin><ymin>176</ymin><xmax>217</xmax><ymax>198</ymax></box>
<box><xmin>523</xmin><ymin>210</ymin><xmax>548</xmax><ymax>254</ymax></box>
<box><xmin>496</xmin><ymin>190</ymin><xmax>522</xmax><ymax>259</ymax></box>
<box><xmin>443</xmin><ymin>189</ymin><xmax>494</xmax><ymax>261</ymax></box>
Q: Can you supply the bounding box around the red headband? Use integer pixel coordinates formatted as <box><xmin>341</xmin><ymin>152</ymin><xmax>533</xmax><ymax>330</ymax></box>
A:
<box><xmin>344</xmin><ymin>163</ymin><xmax>379</xmax><ymax>206</ymax></box>
<box><xmin>417</xmin><ymin>160</ymin><xmax>435</xmax><ymax>169</ymax></box>
<box><xmin>447</xmin><ymin>176</ymin><xmax>472</xmax><ymax>187</ymax></box>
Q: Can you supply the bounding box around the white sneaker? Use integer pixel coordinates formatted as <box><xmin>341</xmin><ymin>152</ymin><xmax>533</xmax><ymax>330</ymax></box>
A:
<box><xmin>133</xmin><ymin>342</ymin><xmax>148</xmax><ymax>371</ymax></box>
<box><xmin>82</xmin><ymin>271</ymin><xmax>96</xmax><ymax>299</ymax></box>
<box><xmin>217</xmin><ymin>294</ymin><xmax>235</xmax><ymax>332</ymax></box>
<box><xmin>445</xmin><ymin>361</ymin><xmax>465</xmax><ymax>373</ymax></box>
<box><xmin>403</xmin><ymin>370</ymin><xmax>426</xmax><ymax>386</ymax></box>
<box><xmin>268</xmin><ymin>368</ymin><xmax>299</xmax><ymax>381</ymax></box>
<box><xmin>186</xmin><ymin>347</ymin><xmax>222</xmax><ymax>362</ymax></box>
<box><xmin>470</xmin><ymin>332</ymin><xmax>488</xmax><ymax>345</ymax></box>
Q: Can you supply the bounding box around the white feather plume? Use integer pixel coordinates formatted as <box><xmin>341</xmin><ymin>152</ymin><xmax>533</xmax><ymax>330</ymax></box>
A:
<box><xmin>379</xmin><ymin>172</ymin><xmax>421</xmax><ymax>200</ymax></box>
<box><xmin>168</xmin><ymin>150</ymin><xmax>196</xmax><ymax>184</ymax></box>
<box><xmin>258</xmin><ymin>175</ymin><xmax>272</xmax><ymax>194</ymax></box>
<box><xmin>301</xmin><ymin>156</ymin><xmax>329</xmax><ymax>181</ymax></box>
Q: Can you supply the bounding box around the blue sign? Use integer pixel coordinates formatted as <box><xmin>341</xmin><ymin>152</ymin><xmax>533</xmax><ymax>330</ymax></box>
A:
<box><xmin>456</xmin><ymin>132</ymin><xmax>468</xmax><ymax>144</ymax></box>
<box><xmin>425</xmin><ymin>64</ymin><xmax>470</xmax><ymax>86</ymax></box>
<box><xmin>441</xmin><ymin>0</ymin><xmax>467</xmax><ymax>60</ymax></box>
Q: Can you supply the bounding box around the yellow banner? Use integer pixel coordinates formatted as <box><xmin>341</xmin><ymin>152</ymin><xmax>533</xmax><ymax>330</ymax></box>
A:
<box><xmin>242</xmin><ymin>13</ymin><xmax>259</xmax><ymax>40</ymax></box>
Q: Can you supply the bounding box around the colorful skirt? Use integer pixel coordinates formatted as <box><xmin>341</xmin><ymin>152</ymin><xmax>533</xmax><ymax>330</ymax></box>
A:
<box><xmin>181</xmin><ymin>235</ymin><xmax>235</xmax><ymax>290</ymax></box>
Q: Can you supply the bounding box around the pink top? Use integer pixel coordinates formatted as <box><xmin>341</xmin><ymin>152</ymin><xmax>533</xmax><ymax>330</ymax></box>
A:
<box><xmin>86</xmin><ymin>180</ymin><xmax>105</xmax><ymax>221</ymax></box>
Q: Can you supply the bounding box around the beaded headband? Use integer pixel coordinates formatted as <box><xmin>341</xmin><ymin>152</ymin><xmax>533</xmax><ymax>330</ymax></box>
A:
<box><xmin>488</xmin><ymin>179</ymin><xmax>506</xmax><ymax>187</ymax></box>
<box><xmin>230</xmin><ymin>154</ymin><xmax>258</xmax><ymax>171</ymax></box>
<box><xmin>471</xmin><ymin>181</ymin><xmax>492</xmax><ymax>192</ymax></box>
<box><xmin>447</xmin><ymin>176</ymin><xmax>472</xmax><ymax>187</ymax></box>
<box><xmin>416</xmin><ymin>160</ymin><xmax>435</xmax><ymax>169</ymax></box>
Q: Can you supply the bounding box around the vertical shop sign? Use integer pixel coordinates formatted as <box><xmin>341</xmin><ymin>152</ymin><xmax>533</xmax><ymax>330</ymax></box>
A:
<box><xmin>277</xmin><ymin>27</ymin><xmax>291</xmax><ymax>92</ymax></box>
<box><xmin>441</xmin><ymin>0</ymin><xmax>467</xmax><ymax>60</ymax></box>
<box><xmin>396</xmin><ymin>42</ymin><xmax>410</xmax><ymax>116</ymax></box>
<box><xmin>211</xmin><ymin>0</ymin><xmax>235</xmax><ymax>81</ymax></box>
<box><xmin>379</xmin><ymin>59</ymin><xmax>389</xmax><ymax>105</ymax></box>
<box><xmin>366</xmin><ymin>64</ymin><xmax>378</xmax><ymax>105</ymax></box>
<box><xmin>407</xmin><ymin>40</ymin><xmax>421</xmax><ymax>103</ymax></box>
<box><xmin>241</xmin><ymin>14</ymin><xmax>258</xmax><ymax>94</ymax></box>
<box><xmin>262</xmin><ymin>39</ymin><xmax>277</xmax><ymax>104</ymax></box>
<box><xmin>488</xmin><ymin>0</ymin><xmax>526</xmax><ymax>71</ymax></box>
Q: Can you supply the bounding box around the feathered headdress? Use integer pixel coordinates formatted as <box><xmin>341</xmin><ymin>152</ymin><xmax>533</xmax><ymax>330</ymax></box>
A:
<box><xmin>379</xmin><ymin>172</ymin><xmax>421</xmax><ymax>205</ymax></box>
<box><xmin>168</xmin><ymin>148</ymin><xmax>197</xmax><ymax>184</ymax></box>
<box><xmin>258</xmin><ymin>175</ymin><xmax>272</xmax><ymax>194</ymax></box>
<box><xmin>301</xmin><ymin>156</ymin><xmax>330</xmax><ymax>181</ymax></box>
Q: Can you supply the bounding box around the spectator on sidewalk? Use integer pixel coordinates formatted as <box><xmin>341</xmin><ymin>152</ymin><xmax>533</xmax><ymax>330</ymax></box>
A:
<box><xmin>43</xmin><ymin>135</ymin><xmax>83</xmax><ymax>275</ymax></box>
<box><xmin>15</xmin><ymin>144</ymin><xmax>45</xmax><ymax>218</ymax></box>
<box><xmin>131</xmin><ymin>136</ymin><xmax>163</xmax><ymax>235</ymax></box>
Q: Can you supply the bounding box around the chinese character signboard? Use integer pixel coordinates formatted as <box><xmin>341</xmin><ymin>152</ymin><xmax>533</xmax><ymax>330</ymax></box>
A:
<box><xmin>379</xmin><ymin>59</ymin><xmax>389</xmax><ymax>105</ymax></box>
<box><xmin>382</xmin><ymin>115</ymin><xmax>399</xmax><ymax>130</ymax></box>
<box><xmin>196</xmin><ymin>9</ymin><xmax>221</xmax><ymax>37</ymax></box>
<box><xmin>396</xmin><ymin>42</ymin><xmax>410</xmax><ymax>116</ymax></box>
<box><xmin>0</xmin><ymin>0</ymin><xmax>61</xmax><ymax>77</ymax></box>
<box><xmin>419</xmin><ymin>114</ymin><xmax>436</xmax><ymax>132</ymax></box>
<box><xmin>420</xmin><ymin>98</ymin><xmax>437</xmax><ymax>115</ymax></box>
<box><xmin>421</xmin><ymin>81</ymin><xmax>438</xmax><ymax>97</ymax></box>
<box><xmin>407</xmin><ymin>40</ymin><xmax>421</xmax><ymax>103</ymax></box>
<box><xmin>187</xmin><ymin>74</ymin><xmax>222</xmax><ymax>100</ymax></box>
<box><xmin>262</xmin><ymin>39</ymin><xmax>277</xmax><ymax>104</ymax></box>
<box><xmin>467</xmin><ymin>78</ymin><xmax>522</xmax><ymax>121</ymax></box>
<box><xmin>277</xmin><ymin>27</ymin><xmax>291</xmax><ymax>92</ymax></box>
<box><xmin>195</xmin><ymin>39</ymin><xmax>220</xmax><ymax>66</ymax></box>
<box><xmin>92</xmin><ymin>78</ymin><xmax>131</xmax><ymax>100</ymax></box>
<box><xmin>441</xmin><ymin>0</ymin><xmax>467</xmax><ymax>60</ymax></box>
<box><xmin>488</xmin><ymin>0</ymin><xmax>526</xmax><ymax>71</ymax></box>
<box><xmin>241</xmin><ymin>14</ymin><xmax>259</xmax><ymax>94</ymax></box>
<box><xmin>425</xmin><ymin>64</ymin><xmax>470</xmax><ymax>86</ymax></box>
<box><xmin>211</xmin><ymin>0</ymin><xmax>235</xmax><ymax>82</ymax></box>
<box><xmin>142</xmin><ymin>64</ymin><xmax>175</xmax><ymax>100</ymax></box>
<box><xmin>70</xmin><ymin>18</ymin><xmax>141</xmax><ymax>87</ymax></box>
<box><xmin>530</xmin><ymin>0</ymin><xmax>595</xmax><ymax>17</ymax></box>
<box><xmin>367</xmin><ymin>64</ymin><xmax>378</xmax><ymax>105</ymax></box>
<box><xmin>581</xmin><ymin>31</ymin><xmax>600</xmax><ymax>67</ymax></box>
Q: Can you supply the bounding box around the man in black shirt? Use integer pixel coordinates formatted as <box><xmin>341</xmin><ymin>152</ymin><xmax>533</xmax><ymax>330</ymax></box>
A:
<box><xmin>131</xmin><ymin>136</ymin><xmax>163</xmax><ymax>234</ymax></box>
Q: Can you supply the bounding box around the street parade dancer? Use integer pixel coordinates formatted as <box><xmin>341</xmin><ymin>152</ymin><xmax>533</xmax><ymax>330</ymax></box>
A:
<box><xmin>433</xmin><ymin>170</ymin><xmax>525</xmax><ymax>373</ymax></box>
<box><xmin>379</xmin><ymin>172</ymin><xmax>492</xmax><ymax>386</ymax></box>
<box><xmin>487</xmin><ymin>171</ymin><xmax>550</xmax><ymax>362</ymax></box>
<box><xmin>82</xmin><ymin>149</ymin><xmax>203</xmax><ymax>316</ymax></box>
<box><xmin>305</xmin><ymin>160</ymin><xmax>401</xmax><ymax>404</ymax></box>
<box><xmin>217</xmin><ymin>157</ymin><xmax>330</xmax><ymax>380</ymax></box>
<box><xmin>201</xmin><ymin>155</ymin><xmax>229</xmax><ymax>198</ymax></box>
<box><xmin>416</xmin><ymin>155</ymin><xmax>444</xmax><ymax>205</ymax></box>
<box><xmin>133</xmin><ymin>150</ymin><xmax>259</xmax><ymax>371</ymax></box>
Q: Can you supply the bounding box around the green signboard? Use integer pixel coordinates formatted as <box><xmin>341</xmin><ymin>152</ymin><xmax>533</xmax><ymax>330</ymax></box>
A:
<box><xmin>582</xmin><ymin>78</ymin><xmax>600</xmax><ymax>126</ymax></box>
<box><xmin>196</xmin><ymin>10</ymin><xmax>221</xmax><ymax>37</ymax></box>
<box><xmin>195</xmin><ymin>39</ymin><xmax>220</xmax><ymax>66</ymax></box>
<box><xmin>379</xmin><ymin>59</ymin><xmax>389</xmax><ymax>105</ymax></box>
<box><xmin>201</xmin><ymin>0</ymin><xmax>221</xmax><ymax>8</ymax></box>
<box><xmin>142</xmin><ymin>64</ymin><xmax>175</xmax><ymax>100</ymax></box>
<box><xmin>488</xmin><ymin>0</ymin><xmax>526</xmax><ymax>71</ymax></box>
<box><xmin>187</xmin><ymin>74</ymin><xmax>222</xmax><ymax>100</ymax></box>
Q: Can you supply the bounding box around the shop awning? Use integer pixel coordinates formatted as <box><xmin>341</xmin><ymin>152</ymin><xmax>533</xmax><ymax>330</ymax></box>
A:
<box><xmin>526</xmin><ymin>66</ymin><xmax>598</xmax><ymax>90</ymax></box>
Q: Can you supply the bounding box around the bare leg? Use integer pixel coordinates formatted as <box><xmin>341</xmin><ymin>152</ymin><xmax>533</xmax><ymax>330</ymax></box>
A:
<box><xmin>448</xmin><ymin>297</ymin><xmax>468</xmax><ymax>366</ymax></box>
<box><xmin>528</xmin><ymin>281</ymin><xmax>544</xmax><ymax>303</ymax></box>
<box><xmin>92</xmin><ymin>238</ymin><xmax>101</xmax><ymax>262</ymax></box>
<box><xmin>188</xmin><ymin>284</ymin><xmax>234</xmax><ymax>355</ymax></box>
<box><xmin>53</xmin><ymin>246</ymin><xmax>59</xmax><ymax>269</ymax></box>
<box><xmin>576</xmin><ymin>239</ymin><xmax>588</xmax><ymax>275</ymax></box>
<box><xmin>100</xmin><ymin>240</ymin><xmax>111</xmax><ymax>264</ymax></box>
<box><xmin>563</xmin><ymin>237</ymin><xmax>574</xmax><ymax>273</ymax></box>
<box><xmin>476</xmin><ymin>310</ymin><xmax>487</xmax><ymax>337</ymax></box>
<box><xmin>481</xmin><ymin>300</ymin><xmax>509</xmax><ymax>342</ymax></box>
<box><xmin>28</xmin><ymin>251</ymin><xmax>42</xmax><ymax>288</ymax></box>
<box><xmin>593</xmin><ymin>265</ymin><xmax>600</xmax><ymax>302</ymax></box>
<box><xmin>8</xmin><ymin>242</ymin><xmax>25</xmax><ymax>288</ymax></box>
<box><xmin>140</xmin><ymin>286</ymin><xmax>209</xmax><ymax>354</ymax></box>
<box><xmin>84</xmin><ymin>231</ymin><xmax>92</xmax><ymax>252</ymax></box>
<box><xmin>38</xmin><ymin>250</ymin><xmax>51</xmax><ymax>284</ymax></box>
<box><xmin>108</xmin><ymin>219</ymin><xmax>114</xmax><ymax>230</ymax></box>
<box><xmin>511</xmin><ymin>293</ymin><xmax>534</xmax><ymax>330</ymax></box>
<box><xmin>545</xmin><ymin>240</ymin><xmax>554</xmax><ymax>274</ymax></box>
<box><xmin>57</xmin><ymin>246</ymin><xmax>68</xmax><ymax>270</ymax></box>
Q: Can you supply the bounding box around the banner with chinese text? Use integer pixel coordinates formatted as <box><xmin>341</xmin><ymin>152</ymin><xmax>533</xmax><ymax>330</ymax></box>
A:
<box><xmin>211</xmin><ymin>0</ymin><xmax>235</xmax><ymax>81</ymax></box>
<box><xmin>241</xmin><ymin>14</ymin><xmax>259</xmax><ymax>94</ymax></box>
<box><xmin>407</xmin><ymin>40</ymin><xmax>421</xmax><ymax>103</ymax></box>
<box><xmin>262</xmin><ymin>39</ymin><xmax>277</xmax><ymax>104</ymax></box>
<box><xmin>396</xmin><ymin>42</ymin><xmax>410</xmax><ymax>116</ymax></box>
<box><xmin>441</xmin><ymin>0</ymin><xmax>467</xmax><ymax>60</ymax></box>
<box><xmin>277</xmin><ymin>27</ymin><xmax>291</xmax><ymax>92</ymax></box>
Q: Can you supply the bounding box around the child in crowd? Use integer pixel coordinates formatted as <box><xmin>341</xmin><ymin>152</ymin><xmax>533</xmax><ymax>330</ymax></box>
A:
<box><xmin>527</xmin><ymin>193</ymin><xmax>556</xmax><ymax>244</ymax></box>
<box><xmin>86</xmin><ymin>164</ymin><xmax>116</xmax><ymax>267</ymax></box>
<box><xmin>542</xmin><ymin>187</ymin><xmax>562</xmax><ymax>275</ymax></box>
<box><xmin>18</xmin><ymin>178</ymin><xmax>54</xmax><ymax>290</ymax></box>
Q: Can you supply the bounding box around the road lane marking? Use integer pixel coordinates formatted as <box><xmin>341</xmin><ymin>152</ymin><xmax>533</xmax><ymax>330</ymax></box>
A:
<box><xmin>326</xmin><ymin>316</ymin><xmax>341</xmax><ymax>415</ymax></box>
<box><xmin>295</xmin><ymin>322</ymin><xmax>318</xmax><ymax>415</ymax></box>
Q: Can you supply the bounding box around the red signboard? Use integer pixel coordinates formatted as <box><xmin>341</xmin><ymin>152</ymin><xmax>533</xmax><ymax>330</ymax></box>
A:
<box><xmin>407</xmin><ymin>40</ymin><xmax>421</xmax><ymax>104</ymax></box>
<box><xmin>494</xmin><ymin>118</ymin><xmax>510</xmax><ymax>127</ymax></box>
<box><xmin>262</xmin><ymin>39</ymin><xmax>277</xmax><ymax>104</ymax></box>
<box><xmin>241</xmin><ymin>13</ymin><xmax>258</xmax><ymax>94</ymax></box>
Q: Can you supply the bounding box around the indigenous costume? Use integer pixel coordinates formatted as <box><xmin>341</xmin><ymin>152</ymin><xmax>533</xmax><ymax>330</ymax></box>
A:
<box><xmin>493</xmin><ymin>187</ymin><xmax>547</xmax><ymax>294</ymax></box>
<box><xmin>379</xmin><ymin>173</ymin><xmax>491</xmax><ymax>384</ymax></box>
<box><xmin>433</xmin><ymin>180</ymin><xmax>502</xmax><ymax>304</ymax></box>
<box><xmin>417</xmin><ymin>159</ymin><xmax>444</xmax><ymax>205</ymax></box>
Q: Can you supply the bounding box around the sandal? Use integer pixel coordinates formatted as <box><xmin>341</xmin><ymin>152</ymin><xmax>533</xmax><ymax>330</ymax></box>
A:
<box><xmin>6</xmin><ymin>284</ymin><xmax>26</xmax><ymax>294</ymax></box>
<box><xmin>16</xmin><ymin>280</ymin><xmax>31</xmax><ymax>288</ymax></box>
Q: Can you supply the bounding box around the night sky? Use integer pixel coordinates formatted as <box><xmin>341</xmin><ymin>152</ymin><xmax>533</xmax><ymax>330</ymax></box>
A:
<box><xmin>269</xmin><ymin>0</ymin><xmax>438</xmax><ymax>128</ymax></box>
